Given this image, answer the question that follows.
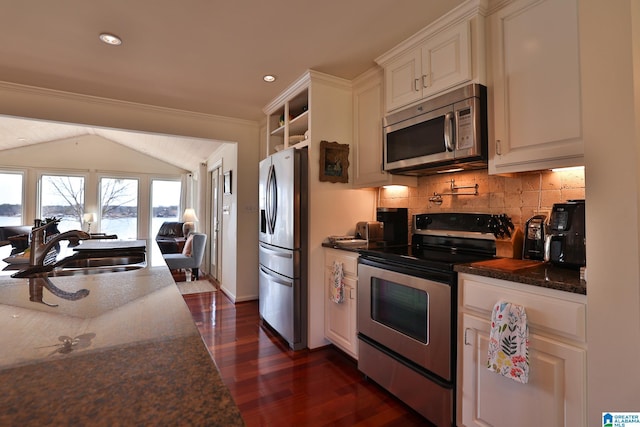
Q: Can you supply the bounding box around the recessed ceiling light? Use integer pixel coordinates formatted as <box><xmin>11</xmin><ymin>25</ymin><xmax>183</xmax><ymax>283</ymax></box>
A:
<box><xmin>263</xmin><ymin>75</ymin><xmax>276</xmax><ymax>82</ymax></box>
<box><xmin>99</xmin><ymin>33</ymin><xmax>122</xmax><ymax>46</ymax></box>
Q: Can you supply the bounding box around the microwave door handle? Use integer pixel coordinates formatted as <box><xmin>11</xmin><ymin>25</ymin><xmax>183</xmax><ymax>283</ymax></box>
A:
<box><xmin>444</xmin><ymin>112</ymin><xmax>455</xmax><ymax>152</ymax></box>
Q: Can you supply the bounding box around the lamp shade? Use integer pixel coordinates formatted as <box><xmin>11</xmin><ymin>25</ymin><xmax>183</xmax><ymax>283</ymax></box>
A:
<box><xmin>83</xmin><ymin>213</ymin><xmax>97</xmax><ymax>223</ymax></box>
<box><xmin>183</xmin><ymin>208</ymin><xmax>198</xmax><ymax>223</ymax></box>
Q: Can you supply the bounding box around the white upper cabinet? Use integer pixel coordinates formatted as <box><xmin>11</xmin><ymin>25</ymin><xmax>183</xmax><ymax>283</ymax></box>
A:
<box><xmin>488</xmin><ymin>0</ymin><xmax>583</xmax><ymax>174</ymax></box>
<box><xmin>384</xmin><ymin>21</ymin><xmax>472</xmax><ymax>112</ymax></box>
<box><xmin>352</xmin><ymin>68</ymin><xmax>417</xmax><ymax>188</ymax></box>
<box><xmin>376</xmin><ymin>0</ymin><xmax>486</xmax><ymax>113</ymax></box>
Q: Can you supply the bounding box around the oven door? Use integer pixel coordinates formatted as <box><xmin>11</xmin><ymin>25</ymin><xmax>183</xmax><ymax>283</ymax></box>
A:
<box><xmin>357</xmin><ymin>261</ymin><xmax>453</xmax><ymax>381</ymax></box>
<box><xmin>383</xmin><ymin>104</ymin><xmax>455</xmax><ymax>172</ymax></box>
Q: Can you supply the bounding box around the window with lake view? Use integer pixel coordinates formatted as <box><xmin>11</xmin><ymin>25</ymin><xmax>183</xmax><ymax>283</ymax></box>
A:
<box><xmin>0</xmin><ymin>172</ymin><xmax>23</xmax><ymax>226</ymax></box>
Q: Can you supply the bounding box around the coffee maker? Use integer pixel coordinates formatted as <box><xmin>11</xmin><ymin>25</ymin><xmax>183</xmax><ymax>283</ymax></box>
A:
<box><xmin>545</xmin><ymin>200</ymin><xmax>586</xmax><ymax>268</ymax></box>
<box><xmin>523</xmin><ymin>214</ymin><xmax>546</xmax><ymax>261</ymax></box>
<box><xmin>376</xmin><ymin>207</ymin><xmax>408</xmax><ymax>246</ymax></box>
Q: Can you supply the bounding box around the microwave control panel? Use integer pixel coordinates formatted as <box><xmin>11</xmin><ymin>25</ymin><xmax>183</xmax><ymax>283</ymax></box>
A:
<box><xmin>457</xmin><ymin>108</ymin><xmax>473</xmax><ymax>149</ymax></box>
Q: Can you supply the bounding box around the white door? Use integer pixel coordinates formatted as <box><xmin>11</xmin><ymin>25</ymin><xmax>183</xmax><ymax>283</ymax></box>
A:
<box><xmin>209</xmin><ymin>167</ymin><xmax>221</xmax><ymax>281</ymax></box>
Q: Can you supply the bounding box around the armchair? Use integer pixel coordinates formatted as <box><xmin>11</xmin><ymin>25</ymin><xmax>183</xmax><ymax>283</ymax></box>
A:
<box><xmin>155</xmin><ymin>221</ymin><xmax>185</xmax><ymax>254</ymax></box>
<box><xmin>163</xmin><ymin>233</ymin><xmax>207</xmax><ymax>280</ymax></box>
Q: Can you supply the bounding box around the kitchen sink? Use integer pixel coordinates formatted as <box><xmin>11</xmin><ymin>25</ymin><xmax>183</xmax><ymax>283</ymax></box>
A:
<box><xmin>50</xmin><ymin>252</ymin><xmax>146</xmax><ymax>276</ymax></box>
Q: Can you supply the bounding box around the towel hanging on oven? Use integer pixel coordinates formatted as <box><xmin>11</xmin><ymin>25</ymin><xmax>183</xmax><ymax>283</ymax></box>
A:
<box><xmin>330</xmin><ymin>261</ymin><xmax>344</xmax><ymax>304</ymax></box>
<box><xmin>487</xmin><ymin>301</ymin><xmax>529</xmax><ymax>384</ymax></box>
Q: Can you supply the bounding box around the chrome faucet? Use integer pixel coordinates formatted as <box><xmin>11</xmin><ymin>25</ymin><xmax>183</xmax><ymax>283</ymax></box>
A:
<box><xmin>28</xmin><ymin>221</ymin><xmax>90</xmax><ymax>267</ymax></box>
<box><xmin>11</xmin><ymin>221</ymin><xmax>92</xmax><ymax>306</ymax></box>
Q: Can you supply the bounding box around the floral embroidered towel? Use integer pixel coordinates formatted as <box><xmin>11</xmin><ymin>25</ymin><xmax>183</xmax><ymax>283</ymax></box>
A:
<box><xmin>330</xmin><ymin>261</ymin><xmax>344</xmax><ymax>304</ymax></box>
<box><xmin>487</xmin><ymin>300</ymin><xmax>529</xmax><ymax>384</ymax></box>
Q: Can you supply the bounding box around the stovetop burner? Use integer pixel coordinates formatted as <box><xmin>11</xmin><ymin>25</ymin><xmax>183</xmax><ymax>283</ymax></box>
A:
<box><xmin>360</xmin><ymin>212</ymin><xmax>499</xmax><ymax>272</ymax></box>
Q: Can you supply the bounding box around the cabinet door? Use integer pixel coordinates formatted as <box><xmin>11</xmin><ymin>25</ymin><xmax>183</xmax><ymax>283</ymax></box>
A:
<box><xmin>325</xmin><ymin>274</ymin><xmax>358</xmax><ymax>358</ymax></box>
<box><xmin>353</xmin><ymin>70</ymin><xmax>417</xmax><ymax>188</ymax></box>
<box><xmin>422</xmin><ymin>20</ymin><xmax>471</xmax><ymax>98</ymax></box>
<box><xmin>384</xmin><ymin>48</ymin><xmax>422</xmax><ymax>112</ymax></box>
<box><xmin>459</xmin><ymin>313</ymin><xmax>586</xmax><ymax>427</ymax></box>
<box><xmin>489</xmin><ymin>0</ymin><xmax>583</xmax><ymax>174</ymax></box>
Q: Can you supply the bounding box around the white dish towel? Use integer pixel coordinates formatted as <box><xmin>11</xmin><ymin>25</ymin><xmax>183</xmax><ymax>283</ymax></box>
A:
<box><xmin>487</xmin><ymin>300</ymin><xmax>530</xmax><ymax>384</ymax></box>
<box><xmin>330</xmin><ymin>260</ymin><xmax>344</xmax><ymax>304</ymax></box>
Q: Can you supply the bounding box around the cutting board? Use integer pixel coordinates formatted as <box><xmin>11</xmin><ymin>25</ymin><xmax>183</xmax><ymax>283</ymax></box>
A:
<box><xmin>73</xmin><ymin>240</ymin><xmax>146</xmax><ymax>251</ymax></box>
<box><xmin>471</xmin><ymin>258</ymin><xmax>541</xmax><ymax>272</ymax></box>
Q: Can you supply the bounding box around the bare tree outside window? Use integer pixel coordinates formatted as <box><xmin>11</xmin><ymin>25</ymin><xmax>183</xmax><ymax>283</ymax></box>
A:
<box><xmin>41</xmin><ymin>175</ymin><xmax>85</xmax><ymax>232</ymax></box>
<box><xmin>100</xmin><ymin>178</ymin><xmax>138</xmax><ymax>239</ymax></box>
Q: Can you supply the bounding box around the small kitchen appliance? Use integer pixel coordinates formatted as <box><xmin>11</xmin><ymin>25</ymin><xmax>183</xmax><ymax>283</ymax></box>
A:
<box><xmin>523</xmin><ymin>214</ymin><xmax>547</xmax><ymax>261</ymax></box>
<box><xmin>545</xmin><ymin>200</ymin><xmax>586</xmax><ymax>268</ymax></box>
<box><xmin>375</xmin><ymin>207</ymin><xmax>408</xmax><ymax>245</ymax></box>
<box><xmin>355</xmin><ymin>221</ymin><xmax>383</xmax><ymax>242</ymax></box>
<box><xmin>383</xmin><ymin>83</ymin><xmax>488</xmax><ymax>175</ymax></box>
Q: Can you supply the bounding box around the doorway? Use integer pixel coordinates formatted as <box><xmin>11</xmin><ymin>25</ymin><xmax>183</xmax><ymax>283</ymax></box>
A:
<box><xmin>209</xmin><ymin>164</ymin><xmax>222</xmax><ymax>282</ymax></box>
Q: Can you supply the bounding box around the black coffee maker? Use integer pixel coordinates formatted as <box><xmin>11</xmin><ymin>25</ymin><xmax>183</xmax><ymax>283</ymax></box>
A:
<box><xmin>545</xmin><ymin>200</ymin><xmax>586</xmax><ymax>268</ymax></box>
<box><xmin>376</xmin><ymin>207</ymin><xmax>408</xmax><ymax>246</ymax></box>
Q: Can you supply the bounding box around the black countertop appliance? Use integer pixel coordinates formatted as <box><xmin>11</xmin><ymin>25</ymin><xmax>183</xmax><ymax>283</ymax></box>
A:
<box><xmin>546</xmin><ymin>200</ymin><xmax>586</xmax><ymax>268</ymax></box>
<box><xmin>523</xmin><ymin>214</ymin><xmax>546</xmax><ymax>261</ymax></box>
<box><xmin>376</xmin><ymin>207</ymin><xmax>408</xmax><ymax>246</ymax></box>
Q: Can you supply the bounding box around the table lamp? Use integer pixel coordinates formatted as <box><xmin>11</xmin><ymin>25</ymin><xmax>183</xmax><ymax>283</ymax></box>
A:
<box><xmin>182</xmin><ymin>208</ymin><xmax>198</xmax><ymax>236</ymax></box>
<box><xmin>83</xmin><ymin>213</ymin><xmax>97</xmax><ymax>233</ymax></box>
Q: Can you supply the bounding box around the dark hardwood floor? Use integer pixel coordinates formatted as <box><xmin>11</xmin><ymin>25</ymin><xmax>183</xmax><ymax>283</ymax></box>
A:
<box><xmin>182</xmin><ymin>289</ymin><xmax>431</xmax><ymax>426</ymax></box>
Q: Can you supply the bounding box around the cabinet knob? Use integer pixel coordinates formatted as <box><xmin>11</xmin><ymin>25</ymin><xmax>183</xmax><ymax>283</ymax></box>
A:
<box><xmin>422</xmin><ymin>74</ymin><xmax>429</xmax><ymax>88</ymax></box>
<box><xmin>414</xmin><ymin>78</ymin><xmax>420</xmax><ymax>92</ymax></box>
<box><xmin>496</xmin><ymin>139</ymin><xmax>502</xmax><ymax>156</ymax></box>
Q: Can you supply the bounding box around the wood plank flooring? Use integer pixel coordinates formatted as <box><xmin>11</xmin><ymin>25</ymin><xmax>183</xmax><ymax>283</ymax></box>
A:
<box><xmin>182</xmin><ymin>289</ymin><xmax>432</xmax><ymax>426</ymax></box>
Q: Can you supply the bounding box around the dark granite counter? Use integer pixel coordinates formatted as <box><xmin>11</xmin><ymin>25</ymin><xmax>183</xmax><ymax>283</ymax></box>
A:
<box><xmin>323</xmin><ymin>243</ymin><xmax>585</xmax><ymax>295</ymax></box>
<box><xmin>0</xmin><ymin>240</ymin><xmax>244</xmax><ymax>426</ymax></box>
<box><xmin>454</xmin><ymin>258</ymin><xmax>586</xmax><ymax>295</ymax></box>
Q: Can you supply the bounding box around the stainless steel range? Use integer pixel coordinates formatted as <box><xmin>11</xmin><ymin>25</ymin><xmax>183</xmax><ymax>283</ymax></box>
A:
<box><xmin>357</xmin><ymin>212</ymin><xmax>500</xmax><ymax>427</ymax></box>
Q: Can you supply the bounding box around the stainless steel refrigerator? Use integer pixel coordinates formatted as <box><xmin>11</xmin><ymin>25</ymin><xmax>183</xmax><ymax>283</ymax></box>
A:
<box><xmin>258</xmin><ymin>147</ymin><xmax>308</xmax><ymax>350</ymax></box>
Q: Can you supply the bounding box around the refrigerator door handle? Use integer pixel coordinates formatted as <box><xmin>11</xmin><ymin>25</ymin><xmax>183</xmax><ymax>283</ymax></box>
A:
<box><xmin>259</xmin><ymin>265</ymin><xmax>293</xmax><ymax>288</ymax></box>
<box><xmin>259</xmin><ymin>243</ymin><xmax>293</xmax><ymax>259</ymax></box>
<box><xmin>266</xmin><ymin>164</ymin><xmax>278</xmax><ymax>234</ymax></box>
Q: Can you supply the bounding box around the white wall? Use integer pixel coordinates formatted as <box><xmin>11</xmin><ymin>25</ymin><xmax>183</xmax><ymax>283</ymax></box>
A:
<box><xmin>580</xmin><ymin>0</ymin><xmax>640</xmax><ymax>422</ymax></box>
<box><xmin>206</xmin><ymin>142</ymin><xmax>260</xmax><ymax>302</ymax></box>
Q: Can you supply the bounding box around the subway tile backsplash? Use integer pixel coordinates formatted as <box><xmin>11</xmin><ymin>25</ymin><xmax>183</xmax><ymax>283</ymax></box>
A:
<box><xmin>378</xmin><ymin>168</ymin><xmax>585</xmax><ymax>232</ymax></box>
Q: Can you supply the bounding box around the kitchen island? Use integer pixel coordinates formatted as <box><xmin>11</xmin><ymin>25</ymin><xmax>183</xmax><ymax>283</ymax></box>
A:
<box><xmin>0</xmin><ymin>239</ymin><xmax>244</xmax><ymax>426</ymax></box>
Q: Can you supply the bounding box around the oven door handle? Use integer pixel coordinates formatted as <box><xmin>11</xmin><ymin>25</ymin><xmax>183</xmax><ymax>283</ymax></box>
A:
<box><xmin>444</xmin><ymin>111</ymin><xmax>455</xmax><ymax>152</ymax></box>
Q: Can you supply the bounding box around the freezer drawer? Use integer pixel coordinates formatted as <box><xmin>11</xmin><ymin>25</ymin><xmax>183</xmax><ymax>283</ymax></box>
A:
<box><xmin>259</xmin><ymin>265</ymin><xmax>307</xmax><ymax>350</ymax></box>
<box><xmin>259</xmin><ymin>242</ymin><xmax>300</xmax><ymax>279</ymax></box>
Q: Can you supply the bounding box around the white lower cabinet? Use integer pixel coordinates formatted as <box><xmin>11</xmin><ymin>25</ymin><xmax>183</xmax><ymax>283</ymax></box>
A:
<box><xmin>457</xmin><ymin>273</ymin><xmax>586</xmax><ymax>427</ymax></box>
<box><xmin>324</xmin><ymin>248</ymin><xmax>358</xmax><ymax>359</ymax></box>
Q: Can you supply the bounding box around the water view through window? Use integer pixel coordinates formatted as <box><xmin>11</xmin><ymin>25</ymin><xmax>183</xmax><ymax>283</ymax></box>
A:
<box><xmin>151</xmin><ymin>179</ymin><xmax>181</xmax><ymax>237</ymax></box>
<box><xmin>100</xmin><ymin>177</ymin><xmax>139</xmax><ymax>239</ymax></box>
<box><xmin>0</xmin><ymin>172</ymin><xmax>23</xmax><ymax>226</ymax></box>
<box><xmin>40</xmin><ymin>174</ymin><xmax>85</xmax><ymax>232</ymax></box>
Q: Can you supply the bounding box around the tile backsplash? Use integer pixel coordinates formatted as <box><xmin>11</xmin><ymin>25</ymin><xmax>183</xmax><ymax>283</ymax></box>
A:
<box><xmin>378</xmin><ymin>168</ymin><xmax>585</xmax><ymax>232</ymax></box>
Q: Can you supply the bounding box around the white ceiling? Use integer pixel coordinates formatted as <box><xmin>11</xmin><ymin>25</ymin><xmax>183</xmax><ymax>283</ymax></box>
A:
<box><xmin>0</xmin><ymin>0</ymin><xmax>463</xmax><ymax>170</ymax></box>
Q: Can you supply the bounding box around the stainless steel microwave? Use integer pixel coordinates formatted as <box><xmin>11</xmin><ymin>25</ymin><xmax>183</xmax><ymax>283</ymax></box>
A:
<box><xmin>383</xmin><ymin>84</ymin><xmax>488</xmax><ymax>175</ymax></box>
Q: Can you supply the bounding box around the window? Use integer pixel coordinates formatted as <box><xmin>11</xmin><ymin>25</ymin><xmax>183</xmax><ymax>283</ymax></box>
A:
<box><xmin>40</xmin><ymin>174</ymin><xmax>85</xmax><ymax>232</ymax></box>
<box><xmin>100</xmin><ymin>177</ymin><xmax>139</xmax><ymax>239</ymax></box>
<box><xmin>0</xmin><ymin>172</ymin><xmax>24</xmax><ymax>226</ymax></box>
<box><xmin>151</xmin><ymin>179</ymin><xmax>182</xmax><ymax>237</ymax></box>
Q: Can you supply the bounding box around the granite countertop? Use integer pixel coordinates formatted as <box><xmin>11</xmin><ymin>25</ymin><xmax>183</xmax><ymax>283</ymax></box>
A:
<box><xmin>323</xmin><ymin>242</ymin><xmax>585</xmax><ymax>295</ymax></box>
<box><xmin>454</xmin><ymin>258</ymin><xmax>586</xmax><ymax>295</ymax></box>
<box><xmin>0</xmin><ymin>239</ymin><xmax>244</xmax><ymax>426</ymax></box>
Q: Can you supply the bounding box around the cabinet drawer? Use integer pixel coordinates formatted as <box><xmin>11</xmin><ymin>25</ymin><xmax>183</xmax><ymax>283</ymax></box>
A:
<box><xmin>460</xmin><ymin>275</ymin><xmax>586</xmax><ymax>343</ymax></box>
<box><xmin>324</xmin><ymin>249</ymin><xmax>358</xmax><ymax>276</ymax></box>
